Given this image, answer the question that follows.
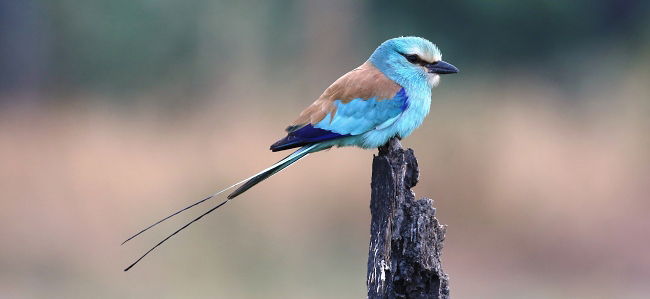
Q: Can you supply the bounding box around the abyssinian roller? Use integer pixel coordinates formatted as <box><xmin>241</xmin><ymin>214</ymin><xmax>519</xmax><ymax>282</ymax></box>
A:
<box><xmin>123</xmin><ymin>36</ymin><xmax>458</xmax><ymax>271</ymax></box>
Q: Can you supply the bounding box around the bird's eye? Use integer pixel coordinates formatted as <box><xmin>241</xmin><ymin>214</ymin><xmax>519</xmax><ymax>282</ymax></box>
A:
<box><xmin>406</xmin><ymin>55</ymin><xmax>419</xmax><ymax>64</ymax></box>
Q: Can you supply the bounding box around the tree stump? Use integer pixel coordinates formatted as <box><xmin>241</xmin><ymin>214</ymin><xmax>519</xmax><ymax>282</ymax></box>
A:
<box><xmin>367</xmin><ymin>137</ymin><xmax>449</xmax><ymax>299</ymax></box>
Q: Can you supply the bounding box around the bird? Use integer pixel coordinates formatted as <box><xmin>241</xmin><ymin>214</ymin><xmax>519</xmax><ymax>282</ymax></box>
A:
<box><xmin>123</xmin><ymin>36</ymin><xmax>458</xmax><ymax>271</ymax></box>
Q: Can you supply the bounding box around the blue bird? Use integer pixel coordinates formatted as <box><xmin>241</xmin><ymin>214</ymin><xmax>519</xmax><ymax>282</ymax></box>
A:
<box><xmin>123</xmin><ymin>36</ymin><xmax>457</xmax><ymax>271</ymax></box>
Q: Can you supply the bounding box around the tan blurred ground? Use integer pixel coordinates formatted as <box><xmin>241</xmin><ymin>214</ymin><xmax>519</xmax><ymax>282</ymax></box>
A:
<box><xmin>1</xmin><ymin>61</ymin><xmax>649</xmax><ymax>298</ymax></box>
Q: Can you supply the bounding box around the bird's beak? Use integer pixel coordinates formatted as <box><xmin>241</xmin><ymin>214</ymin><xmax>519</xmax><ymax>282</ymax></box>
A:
<box><xmin>426</xmin><ymin>60</ymin><xmax>458</xmax><ymax>74</ymax></box>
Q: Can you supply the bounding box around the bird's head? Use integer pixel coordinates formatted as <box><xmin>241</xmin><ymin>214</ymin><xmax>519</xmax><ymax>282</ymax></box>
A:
<box><xmin>369</xmin><ymin>36</ymin><xmax>458</xmax><ymax>89</ymax></box>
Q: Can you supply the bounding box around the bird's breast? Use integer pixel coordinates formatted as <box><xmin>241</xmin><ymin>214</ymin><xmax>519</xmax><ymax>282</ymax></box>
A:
<box><xmin>393</xmin><ymin>88</ymin><xmax>431</xmax><ymax>137</ymax></box>
<box><xmin>356</xmin><ymin>87</ymin><xmax>431</xmax><ymax>149</ymax></box>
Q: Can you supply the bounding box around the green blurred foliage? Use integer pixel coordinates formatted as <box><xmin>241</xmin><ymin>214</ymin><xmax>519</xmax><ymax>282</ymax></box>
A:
<box><xmin>2</xmin><ymin>0</ymin><xmax>649</xmax><ymax>99</ymax></box>
<box><xmin>370</xmin><ymin>0</ymin><xmax>649</xmax><ymax>63</ymax></box>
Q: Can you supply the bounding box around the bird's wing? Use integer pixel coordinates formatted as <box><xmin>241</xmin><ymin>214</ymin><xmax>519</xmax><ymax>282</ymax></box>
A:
<box><xmin>271</xmin><ymin>61</ymin><xmax>407</xmax><ymax>151</ymax></box>
<box><xmin>287</xmin><ymin>61</ymin><xmax>402</xmax><ymax>131</ymax></box>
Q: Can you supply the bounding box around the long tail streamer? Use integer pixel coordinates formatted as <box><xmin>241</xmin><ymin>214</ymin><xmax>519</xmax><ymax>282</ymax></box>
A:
<box><xmin>123</xmin><ymin>144</ymin><xmax>317</xmax><ymax>271</ymax></box>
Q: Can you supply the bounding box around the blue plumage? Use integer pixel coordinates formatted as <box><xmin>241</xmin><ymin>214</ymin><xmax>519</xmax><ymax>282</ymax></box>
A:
<box><xmin>123</xmin><ymin>37</ymin><xmax>458</xmax><ymax>271</ymax></box>
<box><xmin>270</xmin><ymin>124</ymin><xmax>348</xmax><ymax>151</ymax></box>
<box><xmin>271</xmin><ymin>88</ymin><xmax>409</xmax><ymax>151</ymax></box>
<box><xmin>314</xmin><ymin>88</ymin><xmax>407</xmax><ymax>136</ymax></box>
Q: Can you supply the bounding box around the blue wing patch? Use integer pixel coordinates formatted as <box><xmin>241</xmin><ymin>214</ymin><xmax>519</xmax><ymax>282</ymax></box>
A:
<box><xmin>270</xmin><ymin>124</ymin><xmax>349</xmax><ymax>152</ymax></box>
<box><xmin>271</xmin><ymin>88</ymin><xmax>408</xmax><ymax>152</ymax></box>
<box><xmin>314</xmin><ymin>88</ymin><xmax>408</xmax><ymax>135</ymax></box>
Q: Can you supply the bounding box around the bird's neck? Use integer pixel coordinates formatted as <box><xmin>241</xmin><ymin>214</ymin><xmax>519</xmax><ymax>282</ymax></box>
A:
<box><xmin>369</xmin><ymin>58</ymin><xmax>431</xmax><ymax>92</ymax></box>
<box><xmin>367</xmin><ymin>56</ymin><xmax>433</xmax><ymax>121</ymax></box>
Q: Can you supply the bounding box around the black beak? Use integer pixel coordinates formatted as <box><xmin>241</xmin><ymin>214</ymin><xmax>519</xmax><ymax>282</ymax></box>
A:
<box><xmin>426</xmin><ymin>60</ymin><xmax>458</xmax><ymax>74</ymax></box>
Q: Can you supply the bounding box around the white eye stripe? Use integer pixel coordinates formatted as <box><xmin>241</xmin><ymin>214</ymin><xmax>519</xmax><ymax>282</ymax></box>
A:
<box><xmin>406</xmin><ymin>46</ymin><xmax>441</xmax><ymax>64</ymax></box>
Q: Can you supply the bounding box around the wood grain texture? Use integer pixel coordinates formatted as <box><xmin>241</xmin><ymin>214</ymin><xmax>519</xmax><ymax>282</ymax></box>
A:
<box><xmin>367</xmin><ymin>137</ymin><xmax>449</xmax><ymax>299</ymax></box>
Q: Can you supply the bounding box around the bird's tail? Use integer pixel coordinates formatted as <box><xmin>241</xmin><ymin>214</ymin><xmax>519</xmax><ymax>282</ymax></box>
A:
<box><xmin>227</xmin><ymin>143</ymin><xmax>317</xmax><ymax>199</ymax></box>
<box><xmin>123</xmin><ymin>144</ymin><xmax>319</xmax><ymax>271</ymax></box>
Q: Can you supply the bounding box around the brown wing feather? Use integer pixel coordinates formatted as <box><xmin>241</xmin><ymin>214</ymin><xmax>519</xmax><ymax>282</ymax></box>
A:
<box><xmin>287</xmin><ymin>61</ymin><xmax>401</xmax><ymax>132</ymax></box>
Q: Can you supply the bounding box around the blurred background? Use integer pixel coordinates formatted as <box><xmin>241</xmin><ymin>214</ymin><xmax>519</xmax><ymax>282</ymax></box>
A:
<box><xmin>1</xmin><ymin>0</ymin><xmax>649</xmax><ymax>298</ymax></box>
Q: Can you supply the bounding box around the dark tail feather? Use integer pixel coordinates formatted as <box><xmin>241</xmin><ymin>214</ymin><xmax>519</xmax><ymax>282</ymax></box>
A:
<box><xmin>123</xmin><ymin>144</ymin><xmax>318</xmax><ymax>271</ymax></box>
<box><xmin>227</xmin><ymin>144</ymin><xmax>316</xmax><ymax>199</ymax></box>
<box><xmin>124</xmin><ymin>196</ymin><xmax>232</xmax><ymax>271</ymax></box>
<box><xmin>122</xmin><ymin>145</ymin><xmax>317</xmax><ymax>246</ymax></box>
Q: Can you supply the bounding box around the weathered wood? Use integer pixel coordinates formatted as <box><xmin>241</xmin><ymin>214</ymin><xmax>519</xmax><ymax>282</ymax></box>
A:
<box><xmin>367</xmin><ymin>137</ymin><xmax>449</xmax><ymax>299</ymax></box>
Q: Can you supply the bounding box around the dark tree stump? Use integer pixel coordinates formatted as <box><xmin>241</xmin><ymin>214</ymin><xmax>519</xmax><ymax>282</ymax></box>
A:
<box><xmin>367</xmin><ymin>137</ymin><xmax>449</xmax><ymax>299</ymax></box>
